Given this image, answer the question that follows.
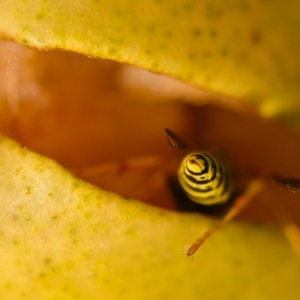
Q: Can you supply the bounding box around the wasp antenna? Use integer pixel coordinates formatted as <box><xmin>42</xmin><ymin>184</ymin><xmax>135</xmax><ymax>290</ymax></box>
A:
<box><xmin>273</xmin><ymin>176</ymin><xmax>300</xmax><ymax>193</ymax></box>
<box><xmin>165</xmin><ymin>128</ymin><xmax>187</xmax><ymax>150</ymax></box>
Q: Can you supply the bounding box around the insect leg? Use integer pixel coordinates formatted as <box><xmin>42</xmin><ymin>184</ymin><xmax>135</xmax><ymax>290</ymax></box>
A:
<box><xmin>266</xmin><ymin>197</ymin><xmax>300</xmax><ymax>257</ymax></box>
<box><xmin>185</xmin><ymin>179</ymin><xmax>265</xmax><ymax>257</ymax></box>
<box><xmin>72</xmin><ymin>155</ymin><xmax>164</xmax><ymax>177</ymax></box>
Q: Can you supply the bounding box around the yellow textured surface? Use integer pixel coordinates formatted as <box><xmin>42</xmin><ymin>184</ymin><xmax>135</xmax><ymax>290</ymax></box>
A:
<box><xmin>0</xmin><ymin>1</ymin><xmax>299</xmax><ymax>126</ymax></box>
<box><xmin>0</xmin><ymin>135</ymin><xmax>300</xmax><ymax>299</ymax></box>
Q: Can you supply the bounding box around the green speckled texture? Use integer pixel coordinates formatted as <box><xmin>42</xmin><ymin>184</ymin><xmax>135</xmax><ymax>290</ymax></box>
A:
<box><xmin>0</xmin><ymin>134</ymin><xmax>300</xmax><ymax>299</ymax></box>
<box><xmin>0</xmin><ymin>1</ymin><xmax>299</xmax><ymax>126</ymax></box>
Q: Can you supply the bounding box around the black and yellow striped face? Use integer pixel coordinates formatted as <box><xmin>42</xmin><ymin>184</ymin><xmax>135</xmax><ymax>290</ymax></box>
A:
<box><xmin>178</xmin><ymin>152</ymin><xmax>233</xmax><ymax>206</ymax></box>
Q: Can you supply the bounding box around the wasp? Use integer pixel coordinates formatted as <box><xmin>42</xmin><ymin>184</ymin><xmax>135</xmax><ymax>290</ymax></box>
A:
<box><xmin>75</xmin><ymin>128</ymin><xmax>300</xmax><ymax>257</ymax></box>
<box><xmin>165</xmin><ymin>128</ymin><xmax>300</xmax><ymax>257</ymax></box>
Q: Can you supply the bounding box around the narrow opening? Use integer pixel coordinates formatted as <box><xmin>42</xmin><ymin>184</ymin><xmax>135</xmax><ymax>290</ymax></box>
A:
<box><xmin>1</xmin><ymin>41</ymin><xmax>300</xmax><ymax>226</ymax></box>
